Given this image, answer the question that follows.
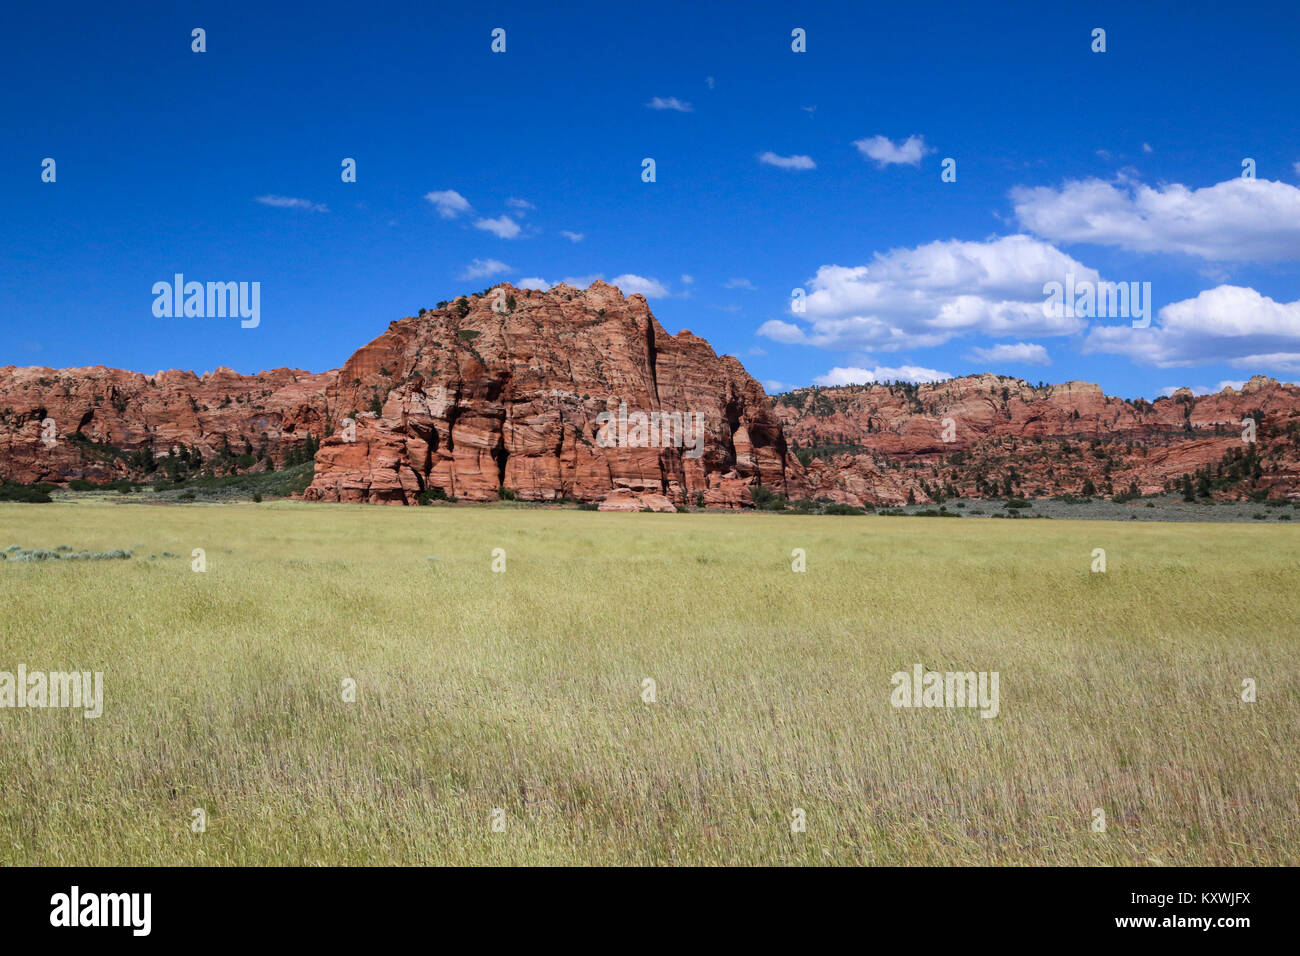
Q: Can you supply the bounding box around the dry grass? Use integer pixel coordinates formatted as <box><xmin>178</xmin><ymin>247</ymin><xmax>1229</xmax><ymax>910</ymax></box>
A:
<box><xmin>1</xmin><ymin>500</ymin><xmax>1296</xmax><ymax>865</ymax></box>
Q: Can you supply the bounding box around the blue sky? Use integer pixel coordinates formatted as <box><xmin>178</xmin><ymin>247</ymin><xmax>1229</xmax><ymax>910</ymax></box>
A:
<box><xmin>3</xmin><ymin>0</ymin><xmax>1299</xmax><ymax>399</ymax></box>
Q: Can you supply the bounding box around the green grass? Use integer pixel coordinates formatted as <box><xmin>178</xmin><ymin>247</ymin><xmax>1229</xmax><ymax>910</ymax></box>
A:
<box><xmin>150</xmin><ymin>461</ymin><xmax>316</xmax><ymax>497</ymax></box>
<box><xmin>0</xmin><ymin>502</ymin><xmax>1296</xmax><ymax>865</ymax></box>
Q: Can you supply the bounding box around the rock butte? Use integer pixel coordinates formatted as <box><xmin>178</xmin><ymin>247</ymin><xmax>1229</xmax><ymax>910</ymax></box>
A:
<box><xmin>303</xmin><ymin>281</ymin><xmax>798</xmax><ymax>508</ymax></box>
<box><xmin>1</xmin><ymin>281</ymin><xmax>1298</xmax><ymax>507</ymax></box>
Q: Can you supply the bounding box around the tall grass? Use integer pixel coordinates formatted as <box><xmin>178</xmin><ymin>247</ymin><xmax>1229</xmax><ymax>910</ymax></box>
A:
<box><xmin>0</xmin><ymin>501</ymin><xmax>1295</xmax><ymax>864</ymax></box>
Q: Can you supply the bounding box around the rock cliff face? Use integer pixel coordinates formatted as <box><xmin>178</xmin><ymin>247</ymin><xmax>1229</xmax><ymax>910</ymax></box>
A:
<box><xmin>0</xmin><ymin>365</ymin><xmax>333</xmax><ymax>484</ymax></box>
<box><xmin>301</xmin><ymin>282</ymin><xmax>803</xmax><ymax>508</ymax></box>
<box><xmin>774</xmin><ymin>374</ymin><xmax>1300</xmax><ymax>504</ymax></box>
<box><xmin>2</xmin><ymin>283</ymin><xmax>1298</xmax><ymax>507</ymax></box>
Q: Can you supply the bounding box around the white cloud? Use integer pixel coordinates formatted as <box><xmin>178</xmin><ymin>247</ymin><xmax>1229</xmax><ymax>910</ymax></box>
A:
<box><xmin>1084</xmin><ymin>284</ymin><xmax>1300</xmax><ymax>372</ymax></box>
<box><xmin>853</xmin><ymin>134</ymin><xmax>930</xmax><ymax>167</ymax></box>
<box><xmin>425</xmin><ymin>190</ymin><xmax>472</xmax><ymax>219</ymax></box>
<box><xmin>1228</xmin><ymin>353</ymin><xmax>1300</xmax><ymax>373</ymax></box>
<box><xmin>1293</xmin><ymin>161</ymin><xmax>1300</xmax><ymax>177</ymax></box>
<box><xmin>515</xmin><ymin>274</ymin><xmax>671</xmax><ymax>297</ymax></box>
<box><xmin>724</xmin><ymin>278</ymin><xmax>756</xmax><ymax>290</ymax></box>
<box><xmin>1011</xmin><ymin>176</ymin><xmax>1300</xmax><ymax>261</ymax></box>
<box><xmin>1158</xmin><ymin>380</ymin><xmax>1248</xmax><ymax>397</ymax></box>
<box><xmin>562</xmin><ymin>274</ymin><xmax>605</xmax><ymax>288</ymax></box>
<box><xmin>1142</xmin><ymin>143</ymin><xmax>1154</xmax><ymax>154</ymax></box>
<box><xmin>506</xmin><ymin>197</ymin><xmax>534</xmax><ymax>213</ymax></box>
<box><xmin>610</xmin><ymin>274</ymin><xmax>670</xmax><ymax>298</ymax></box>
<box><xmin>814</xmin><ymin>365</ymin><xmax>953</xmax><ymax>387</ymax></box>
<box><xmin>460</xmin><ymin>258</ymin><xmax>511</xmax><ymax>280</ymax></box>
<box><xmin>758</xmin><ymin>235</ymin><xmax>1095</xmax><ymax>352</ymax></box>
<box><xmin>560</xmin><ymin>230</ymin><xmax>585</xmax><ymax>243</ymax></box>
<box><xmin>256</xmin><ymin>195</ymin><xmax>327</xmax><ymax>212</ymax></box>
<box><xmin>763</xmin><ymin>380</ymin><xmax>792</xmax><ymax>393</ymax></box>
<box><xmin>705</xmin><ymin>76</ymin><xmax>715</xmax><ymax>89</ymax></box>
<box><xmin>516</xmin><ymin>273</ymin><xmax>606</xmax><ymax>291</ymax></box>
<box><xmin>680</xmin><ymin>274</ymin><xmax>694</xmax><ymax>285</ymax></box>
<box><xmin>474</xmin><ymin>215</ymin><xmax>522</xmax><ymax>239</ymax></box>
<box><xmin>967</xmin><ymin>342</ymin><xmax>1051</xmax><ymax>366</ymax></box>
<box><xmin>647</xmin><ymin>96</ymin><xmax>692</xmax><ymax>112</ymax></box>
<box><xmin>758</xmin><ymin>151</ymin><xmax>816</xmax><ymax>170</ymax></box>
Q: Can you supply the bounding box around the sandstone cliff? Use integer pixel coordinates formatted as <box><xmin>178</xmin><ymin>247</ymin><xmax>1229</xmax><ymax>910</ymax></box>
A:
<box><xmin>2</xmin><ymin>283</ymin><xmax>1298</xmax><ymax>508</ymax></box>
<box><xmin>302</xmin><ymin>282</ymin><xmax>803</xmax><ymax>508</ymax></box>
<box><xmin>0</xmin><ymin>364</ymin><xmax>333</xmax><ymax>485</ymax></box>
<box><xmin>775</xmin><ymin>374</ymin><xmax>1300</xmax><ymax>505</ymax></box>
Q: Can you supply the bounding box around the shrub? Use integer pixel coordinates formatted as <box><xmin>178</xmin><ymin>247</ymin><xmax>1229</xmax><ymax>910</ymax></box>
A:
<box><xmin>0</xmin><ymin>481</ymin><xmax>52</xmax><ymax>503</ymax></box>
<box><xmin>3</xmin><ymin>547</ymin><xmax>131</xmax><ymax>562</ymax></box>
<box><xmin>1113</xmin><ymin>480</ymin><xmax>1142</xmax><ymax>503</ymax></box>
<box><xmin>749</xmin><ymin>486</ymin><xmax>788</xmax><ymax>511</ymax></box>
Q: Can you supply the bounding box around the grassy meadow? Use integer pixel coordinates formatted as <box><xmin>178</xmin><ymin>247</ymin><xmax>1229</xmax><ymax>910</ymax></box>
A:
<box><xmin>0</xmin><ymin>500</ymin><xmax>1296</xmax><ymax>865</ymax></box>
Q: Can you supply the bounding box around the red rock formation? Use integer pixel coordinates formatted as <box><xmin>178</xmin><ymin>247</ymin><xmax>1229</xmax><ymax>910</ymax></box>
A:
<box><xmin>2</xmin><ymin>284</ymin><xmax>1297</xmax><ymax>508</ymax></box>
<box><xmin>776</xmin><ymin>374</ymin><xmax>1300</xmax><ymax>504</ymax></box>
<box><xmin>0</xmin><ymin>365</ymin><xmax>333</xmax><ymax>485</ymax></box>
<box><xmin>302</xmin><ymin>282</ymin><xmax>804</xmax><ymax>507</ymax></box>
